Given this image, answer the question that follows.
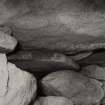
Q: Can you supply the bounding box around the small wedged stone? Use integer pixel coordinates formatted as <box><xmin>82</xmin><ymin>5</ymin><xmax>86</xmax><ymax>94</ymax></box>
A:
<box><xmin>7</xmin><ymin>50</ymin><xmax>79</xmax><ymax>72</ymax></box>
<box><xmin>81</xmin><ymin>65</ymin><xmax>105</xmax><ymax>80</ymax></box>
<box><xmin>41</xmin><ymin>70</ymin><xmax>104</xmax><ymax>105</ymax></box>
<box><xmin>0</xmin><ymin>26</ymin><xmax>12</xmax><ymax>35</ymax></box>
<box><xmin>0</xmin><ymin>54</ymin><xmax>37</xmax><ymax>105</ymax></box>
<box><xmin>34</xmin><ymin>96</ymin><xmax>73</xmax><ymax>105</ymax></box>
<box><xmin>0</xmin><ymin>31</ymin><xmax>17</xmax><ymax>53</ymax></box>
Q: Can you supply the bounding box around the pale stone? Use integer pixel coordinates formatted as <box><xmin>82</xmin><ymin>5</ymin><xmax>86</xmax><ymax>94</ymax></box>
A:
<box><xmin>0</xmin><ymin>54</ymin><xmax>8</xmax><ymax>96</ymax></box>
<box><xmin>0</xmin><ymin>31</ymin><xmax>17</xmax><ymax>53</ymax></box>
<box><xmin>0</xmin><ymin>54</ymin><xmax>37</xmax><ymax>105</ymax></box>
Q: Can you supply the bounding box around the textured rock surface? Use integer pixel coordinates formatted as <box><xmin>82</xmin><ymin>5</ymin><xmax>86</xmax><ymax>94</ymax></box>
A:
<box><xmin>101</xmin><ymin>81</ymin><xmax>105</xmax><ymax>95</ymax></box>
<box><xmin>101</xmin><ymin>97</ymin><xmax>105</xmax><ymax>105</ymax></box>
<box><xmin>41</xmin><ymin>70</ymin><xmax>104</xmax><ymax>105</ymax></box>
<box><xmin>0</xmin><ymin>26</ymin><xmax>12</xmax><ymax>35</ymax></box>
<box><xmin>99</xmin><ymin>81</ymin><xmax>105</xmax><ymax>105</ymax></box>
<box><xmin>0</xmin><ymin>54</ymin><xmax>37</xmax><ymax>105</ymax></box>
<box><xmin>34</xmin><ymin>96</ymin><xmax>73</xmax><ymax>105</ymax></box>
<box><xmin>34</xmin><ymin>100</ymin><xmax>40</xmax><ymax>105</ymax></box>
<box><xmin>0</xmin><ymin>54</ymin><xmax>8</xmax><ymax>96</ymax></box>
<box><xmin>0</xmin><ymin>31</ymin><xmax>17</xmax><ymax>53</ymax></box>
<box><xmin>95</xmin><ymin>102</ymin><xmax>101</xmax><ymax>105</ymax></box>
<box><xmin>7</xmin><ymin>50</ymin><xmax>79</xmax><ymax>72</ymax></box>
<box><xmin>70</xmin><ymin>51</ymin><xmax>93</xmax><ymax>61</ymax></box>
<box><xmin>78</xmin><ymin>51</ymin><xmax>105</xmax><ymax>66</ymax></box>
<box><xmin>0</xmin><ymin>0</ymin><xmax>105</xmax><ymax>53</ymax></box>
<box><xmin>81</xmin><ymin>65</ymin><xmax>105</xmax><ymax>80</ymax></box>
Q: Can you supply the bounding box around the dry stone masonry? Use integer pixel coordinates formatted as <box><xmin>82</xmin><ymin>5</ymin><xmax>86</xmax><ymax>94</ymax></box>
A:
<box><xmin>0</xmin><ymin>0</ymin><xmax>105</xmax><ymax>105</ymax></box>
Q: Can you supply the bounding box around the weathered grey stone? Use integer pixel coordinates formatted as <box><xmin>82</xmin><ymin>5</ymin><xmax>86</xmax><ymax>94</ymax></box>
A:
<box><xmin>0</xmin><ymin>1</ymin><xmax>105</xmax><ymax>53</ymax></box>
<box><xmin>41</xmin><ymin>70</ymin><xmax>104</xmax><ymax>105</ymax></box>
<box><xmin>7</xmin><ymin>50</ymin><xmax>79</xmax><ymax>72</ymax></box>
<box><xmin>95</xmin><ymin>102</ymin><xmax>101</xmax><ymax>105</ymax></box>
<box><xmin>81</xmin><ymin>65</ymin><xmax>105</xmax><ymax>80</ymax></box>
<box><xmin>101</xmin><ymin>97</ymin><xmax>105</xmax><ymax>105</ymax></box>
<box><xmin>70</xmin><ymin>51</ymin><xmax>93</xmax><ymax>61</ymax></box>
<box><xmin>0</xmin><ymin>31</ymin><xmax>17</xmax><ymax>53</ymax></box>
<box><xmin>78</xmin><ymin>51</ymin><xmax>105</xmax><ymax>66</ymax></box>
<box><xmin>34</xmin><ymin>96</ymin><xmax>73</xmax><ymax>105</ymax></box>
<box><xmin>34</xmin><ymin>100</ymin><xmax>40</xmax><ymax>105</ymax></box>
<box><xmin>0</xmin><ymin>54</ymin><xmax>37</xmax><ymax>105</ymax></box>
<box><xmin>0</xmin><ymin>26</ymin><xmax>12</xmax><ymax>35</ymax></box>
<box><xmin>101</xmin><ymin>81</ymin><xmax>105</xmax><ymax>95</ymax></box>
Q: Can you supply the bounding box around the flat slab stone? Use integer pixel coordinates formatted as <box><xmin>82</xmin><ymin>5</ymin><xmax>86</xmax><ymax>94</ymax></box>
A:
<box><xmin>41</xmin><ymin>70</ymin><xmax>104</xmax><ymax>105</ymax></box>
<box><xmin>70</xmin><ymin>51</ymin><xmax>93</xmax><ymax>61</ymax></box>
<box><xmin>7</xmin><ymin>50</ymin><xmax>79</xmax><ymax>72</ymax></box>
<box><xmin>1</xmin><ymin>1</ymin><xmax>105</xmax><ymax>53</ymax></box>
<box><xmin>78</xmin><ymin>51</ymin><xmax>105</xmax><ymax>66</ymax></box>
<box><xmin>34</xmin><ymin>96</ymin><xmax>73</xmax><ymax>105</ymax></box>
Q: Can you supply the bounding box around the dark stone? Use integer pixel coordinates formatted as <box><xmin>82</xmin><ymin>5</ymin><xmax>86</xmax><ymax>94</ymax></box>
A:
<box><xmin>78</xmin><ymin>51</ymin><xmax>105</xmax><ymax>66</ymax></box>
<box><xmin>7</xmin><ymin>50</ymin><xmax>79</xmax><ymax>73</ymax></box>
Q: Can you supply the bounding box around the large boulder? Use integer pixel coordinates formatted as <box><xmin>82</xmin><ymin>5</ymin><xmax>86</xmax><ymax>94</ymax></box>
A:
<box><xmin>41</xmin><ymin>70</ymin><xmax>104</xmax><ymax>105</ymax></box>
<box><xmin>34</xmin><ymin>96</ymin><xmax>73</xmax><ymax>105</ymax></box>
<box><xmin>0</xmin><ymin>54</ymin><xmax>37</xmax><ymax>105</ymax></box>
<box><xmin>0</xmin><ymin>0</ymin><xmax>105</xmax><ymax>53</ymax></box>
